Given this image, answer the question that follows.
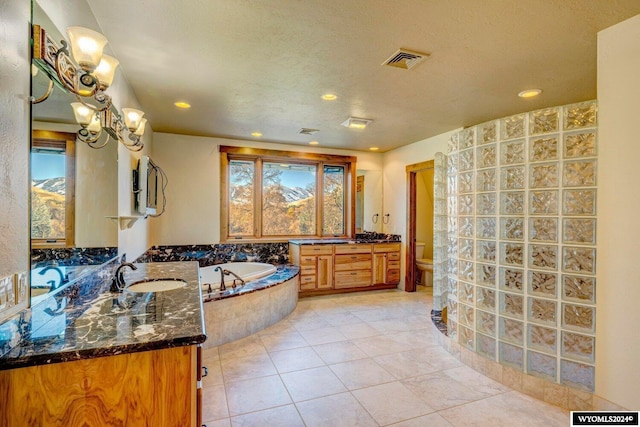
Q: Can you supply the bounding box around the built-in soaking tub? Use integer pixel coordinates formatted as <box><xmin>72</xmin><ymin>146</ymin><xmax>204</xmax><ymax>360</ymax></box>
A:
<box><xmin>199</xmin><ymin>263</ymin><xmax>299</xmax><ymax>348</ymax></box>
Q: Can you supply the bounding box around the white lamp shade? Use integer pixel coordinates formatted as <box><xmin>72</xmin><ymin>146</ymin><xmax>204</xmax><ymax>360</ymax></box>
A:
<box><xmin>71</xmin><ymin>102</ymin><xmax>94</xmax><ymax>125</ymax></box>
<box><xmin>87</xmin><ymin>113</ymin><xmax>102</xmax><ymax>132</ymax></box>
<box><xmin>66</xmin><ymin>26</ymin><xmax>108</xmax><ymax>72</ymax></box>
<box><xmin>93</xmin><ymin>55</ymin><xmax>119</xmax><ymax>89</ymax></box>
<box><xmin>134</xmin><ymin>118</ymin><xmax>147</xmax><ymax>136</ymax></box>
<box><xmin>122</xmin><ymin>108</ymin><xmax>144</xmax><ymax>131</ymax></box>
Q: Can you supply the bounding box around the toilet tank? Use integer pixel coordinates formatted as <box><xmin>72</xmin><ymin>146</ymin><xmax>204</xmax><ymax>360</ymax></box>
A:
<box><xmin>416</xmin><ymin>242</ymin><xmax>425</xmax><ymax>259</ymax></box>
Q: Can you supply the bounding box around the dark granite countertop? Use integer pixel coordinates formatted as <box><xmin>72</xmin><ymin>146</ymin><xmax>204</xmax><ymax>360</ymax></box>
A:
<box><xmin>0</xmin><ymin>262</ymin><xmax>206</xmax><ymax>371</ymax></box>
<box><xmin>289</xmin><ymin>239</ymin><xmax>402</xmax><ymax>245</ymax></box>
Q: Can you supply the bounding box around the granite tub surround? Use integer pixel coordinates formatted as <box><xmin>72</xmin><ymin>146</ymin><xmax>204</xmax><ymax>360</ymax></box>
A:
<box><xmin>0</xmin><ymin>262</ymin><xmax>206</xmax><ymax>370</ymax></box>
<box><xmin>202</xmin><ymin>265</ymin><xmax>299</xmax><ymax>302</ymax></box>
<box><xmin>136</xmin><ymin>242</ymin><xmax>290</xmax><ymax>266</ymax></box>
<box><xmin>30</xmin><ymin>246</ymin><xmax>118</xmax><ymax>268</ymax></box>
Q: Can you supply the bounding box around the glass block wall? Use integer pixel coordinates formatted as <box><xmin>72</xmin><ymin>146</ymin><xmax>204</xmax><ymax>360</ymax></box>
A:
<box><xmin>446</xmin><ymin>100</ymin><xmax>598</xmax><ymax>392</ymax></box>
<box><xmin>432</xmin><ymin>152</ymin><xmax>448</xmax><ymax>311</ymax></box>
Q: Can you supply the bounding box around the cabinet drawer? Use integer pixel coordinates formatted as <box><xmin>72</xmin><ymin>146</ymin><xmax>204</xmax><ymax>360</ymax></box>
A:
<box><xmin>334</xmin><ymin>244</ymin><xmax>371</xmax><ymax>255</ymax></box>
<box><xmin>300</xmin><ymin>245</ymin><xmax>333</xmax><ymax>256</ymax></box>
<box><xmin>300</xmin><ymin>275</ymin><xmax>316</xmax><ymax>285</ymax></box>
<box><xmin>387</xmin><ymin>260</ymin><xmax>400</xmax><ymax>270</ymax></box>
<box><xmin>386</xmin><ymin>269</ymin><xmax>400</xmax><ymax>283</ymax></box>
<box><xmin>301</xmin><ymin>265</ymin><xmax>316</xmax><ymax>275</ymax></box>
<box><xmin>388</xmin><ymin>252</ymin><xmax>400</xmax><ymax>261</ymax></box>
<box><xmin>334</xmin><ymin>254</ymin><xmax>372</xmax><ymax>271</ymax></box>
<box><xmin>300</xmin><ymin>256</ymin><xmax>317</xmax><ymax>265</ymax></box>
<box><xmin>334</xmin><ymin>270</ymin><xmax>372</xmax><ymax>288</ymax></box>
<box><xmin>373</xmin><ymin>243</ymin><xmax>401</xmax><ymax>253</ymax></box>
<box><xmin>300</xmin><ymin>281</ymin><xmax>316</xmax><ymax>290</ymax></box>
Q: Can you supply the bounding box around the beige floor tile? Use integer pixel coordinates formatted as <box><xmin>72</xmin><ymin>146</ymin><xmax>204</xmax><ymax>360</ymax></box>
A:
<box><xmin>329</xmin><ymin>358</ymin><xmax>395</xmax><ymax>390</ymax></box>
<box><xmin>269</xmin><ymin>346</ymin><xmax>325</xmax><ymax>373</ymax></box>
<box><xmin>368</xmin><ymin>318</ymin><xmax>414</xmax><ymax>334</ymax></box>
<box><xmin>260</xmin><ymin>330</ymin><xmax>309</xmax><ymax>352</ymax></box>
<box><xmin>298</xmin><ymin>326</ymin><xmax>348</xmax><ymax>345</ymax></box>
<box><xmin>202</xmin><ymin>360</ymin><xmax>224</xmax><ymax>387</ymax></box>
<box><xmin>201</xmin><ymin>383</ymin><xmax>229</xmax><ymax>421</ymax></box>
<box><xmin>221</xmin><ymin>352</ymin><xmax>277</xmax><ymax>383</ymax></box>
<box><xmin>225</xmin><ymin>375</ymin><xmax>292</xmax><ymax>416</ymax></box>
<box><xmin>202</xmin><ymin>418</ymin><xmax>231</xmax><ymax>427</ymax></box>
<box><xmin>387</xmin><ymin>413</ymin><xmax>454</xmax><ymax>426</ymax></box>
<box><xmin>312</xmin><ymin>340</ymin><xmax>369</xmax><ymax>364</ymax></box>
<box><xmin>295</xmin><ymin>392</ymin><xmax>378</xmax><ymax>427</ymax></box>
<box><xmin>352</xmin><ymin>333</ymin><xmax>416</xmax><ymax>357</ymax></box>
<box><xmin>319</xmin><ymin>311</ymin><xmax>364</xmax><ymax>326</ymax></box>
<box><xmin>229</xmin><ymin>404</ymin><xmax>304</xmax><ymax>427</ymax></box>
<box><xmin>281</xmin><ymin>366</ymin><xmax>347</xmax><ymax>402</ymax></box>
<box><xmin>218</xmin><ymin>335</ymin><xmax>266</xmax><ymax>360</ymax></box>
<box><xmin>401</xmin><ymin>371</ymin><xmax>490</xmax><ymax>411</ymax></box>
<box><xmin>442</xmin><ymin>365</ymin><xmax>510</xmax><ymax>396</ymax></box>
<box><xmin>352</xmin><ymin>381</ymin><xmax>435</xmax><ymax>425</ymax></box>
<box><xmin>334</xmin><ymin>321</ymin><xmax>381</xmax><ymax>339</ymax></box>
<box><xmin>291</xmin><ymin>315</ymin><xmax>331</xmax><ymax>331</ymax></box>
<box><xmin>374</xmin><ymin>348</ymin><xmax>440</xmax><ymax>379</ymax></box>
<box><xmin>257</xmin><ymin>319</ymin><xmax>296</xmax><ymax>336</ymax></box>
<box><xmin>351</xmin><ymin>307</ymin><xmax>400</xmax><ymax>322</ymax></box>
<box><xmin>421</xmin><ymin>345</ymin><xmax>464</xmax><ymax>371</ymax></box>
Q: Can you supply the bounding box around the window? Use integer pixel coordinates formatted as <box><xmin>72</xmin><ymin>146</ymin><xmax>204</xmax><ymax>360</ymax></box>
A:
<box><xmin>31</xmin><ymin>130</ymin><xmax>75</xmax><ymax>247</ymax></box>
<box><xmin>221</xmin><ymin>146</ymin><xmax>356</xmax><ymax>240</ymax></box>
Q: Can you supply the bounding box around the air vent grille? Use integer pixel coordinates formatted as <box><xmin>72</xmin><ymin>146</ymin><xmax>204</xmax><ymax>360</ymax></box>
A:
<box><xmin>298</xmin><ymin>128</ymin><xmax>319</xmax><ymax>135</ymax></box>
<box><xmin>383</xmin><ymin>48</ymin><xmax>430</xmax><ymax>70</ymax></box>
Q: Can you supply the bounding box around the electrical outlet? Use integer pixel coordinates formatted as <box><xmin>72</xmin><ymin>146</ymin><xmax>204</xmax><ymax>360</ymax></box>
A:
<box><xmin>16</xmin><ymin>271</ymin><xmax>28</xmax><ymax>304</ymax></box>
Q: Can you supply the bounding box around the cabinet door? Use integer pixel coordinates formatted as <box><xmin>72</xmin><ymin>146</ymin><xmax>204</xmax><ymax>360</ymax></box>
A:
<box><xmin>373</xmin><ymin>253</ymin><xmax>387</xmax><ymax>284</ymax></box>
<box><xmin>317</xmin><ymin>255</ymin><xmax>334</xmax><ymax>289</ymax></box>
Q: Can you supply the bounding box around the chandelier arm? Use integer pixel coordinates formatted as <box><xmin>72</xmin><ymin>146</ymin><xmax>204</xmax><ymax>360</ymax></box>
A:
<box><xmin>31</xmin><ymin>79</ymin><xmax>54</xmax><ymax>104</ymax></box>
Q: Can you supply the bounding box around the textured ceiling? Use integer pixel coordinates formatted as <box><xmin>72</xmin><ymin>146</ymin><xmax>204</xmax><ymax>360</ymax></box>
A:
<box><xmin>81</xmin><ymin>0</ymin><xmax>640</xmax><ymax>152</ymax></box>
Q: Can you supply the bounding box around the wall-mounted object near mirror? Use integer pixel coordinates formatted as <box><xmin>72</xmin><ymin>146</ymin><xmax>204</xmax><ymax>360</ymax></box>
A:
<box><xmin>355</xmin><ymin>169</ymin><xmax>383</xmax><ymax>233</ymax></box>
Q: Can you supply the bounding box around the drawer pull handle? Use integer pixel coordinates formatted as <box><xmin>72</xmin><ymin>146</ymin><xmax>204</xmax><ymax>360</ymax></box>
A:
<box><xmin>202</xmin><ymin>366</ymin><xmax>209</xmax><ymax>377</ymax></box>
<box><xmin>351</xmin><ymin>272</ymin><xmax>357</xmax><ymax>275</ymax></box>
<box><xmin>351</xmin><ymin>256</ymin><xmax>357</xmax><ymax>259</ymax></box>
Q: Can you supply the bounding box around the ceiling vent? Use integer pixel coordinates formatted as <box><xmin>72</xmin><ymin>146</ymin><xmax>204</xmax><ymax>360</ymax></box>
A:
<box><xmin>383</xmin><ymin>48</ymin><xmax>430</xmax><ymax>70</ymax></box>
<box><xmin>298</xmin><ymin>128</ymin><xmax>319</xmax><ymax>135</ymax></box>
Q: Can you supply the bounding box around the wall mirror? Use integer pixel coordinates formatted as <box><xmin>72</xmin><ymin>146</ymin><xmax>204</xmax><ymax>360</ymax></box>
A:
<box><xmin>30</xmin><ymin>0</ymin><xmax>118</xmax><ymax>306</ymax></box>
<box><xmin>355</xmin><ymin>169</ymin><xmax>383</xmax><ymax>234</ymax></box>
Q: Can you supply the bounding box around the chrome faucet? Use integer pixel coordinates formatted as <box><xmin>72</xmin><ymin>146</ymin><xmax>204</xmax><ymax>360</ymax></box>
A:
<box><xmin>110</xmin><ymin>262</ymin><xmax>138</xmax><ymax>292</ymax></box>
<box><xmin>213</xmin><ymin>267</ymin><xmax>246</xmax><ymax>291</ymax></box>
<box><xmin>224</xmin><ymin>269</ymin><xmax>245</xmax><ymax>288</ymax></box>
<box><xmin>213</xmin><ymin>266</ymin><xmax>227</xmax><ymax>291</ymax></box>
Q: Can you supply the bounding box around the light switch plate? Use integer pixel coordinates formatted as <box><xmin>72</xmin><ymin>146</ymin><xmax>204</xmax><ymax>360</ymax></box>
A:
<box><xmin>16</xmin><ymin>271</ymin><xmax>29</xmax><ymax>305</ymax></box>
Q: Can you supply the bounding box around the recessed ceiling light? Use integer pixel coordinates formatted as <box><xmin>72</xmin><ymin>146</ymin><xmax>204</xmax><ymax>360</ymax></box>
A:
<box><xmin>174</xmin><ymin>101</ymin><xmax>191</xmax><ymax>109</ymax></box>
<box><xmin>309</xmin><ymin>141</ymin><xmax>319</xmax><ymax>145</ymax></box>
<box><xmin>369</xmin><ymin>147</ymin><xmax>379</xmax><ymax>151</ymax></box>
<box><xmin>341</xmin><ymin>117</ymin><xmax>372</xmax><ymax>129</ymax></box>
<box><xmin>321</xmin><ymin>93</ymin><xmax>337</xmax><ymax>101</ymax></box>
<box><xmin>251</xmin><ymin>132</ymin><xmax>262</xmax><ymax>137</ymax></box>
<box><xmin>518</xmin><ymin>89</ymin><xmax>542</xmax><ymax>98</ymax></box>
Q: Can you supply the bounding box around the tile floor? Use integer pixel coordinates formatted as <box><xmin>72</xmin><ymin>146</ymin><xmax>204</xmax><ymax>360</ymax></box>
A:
<box><xmin>201</xmin><ymin>287</ymin><xmax>570</xmax><ymax>426</ymax></box>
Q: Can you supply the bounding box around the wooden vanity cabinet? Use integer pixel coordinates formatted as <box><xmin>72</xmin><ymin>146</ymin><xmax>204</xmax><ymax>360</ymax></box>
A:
<box><xmin>290</xmin><ymin>244</ymin><xmax>334</xmax><ymax>291</ymax></box>
<box><xmin>334</xmin><ymin>244</ymin><xmax>372</xmax><ymax>289</ymax></box>
<box><xmin>0</xmin><ymin>345</ymin><xmax>202</xmax><ymax>427</ymax></box>
<box><xmin>373</xmin><ymin>243</ymin><xmax>401</xmax><ymax>285</ymax></box>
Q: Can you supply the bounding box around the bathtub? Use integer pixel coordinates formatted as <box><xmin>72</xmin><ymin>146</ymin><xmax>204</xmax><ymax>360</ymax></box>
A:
<box><xmin>200</xmin><ymin>262</ymin><xmax>277</xmax><ymax>291</ymax></box>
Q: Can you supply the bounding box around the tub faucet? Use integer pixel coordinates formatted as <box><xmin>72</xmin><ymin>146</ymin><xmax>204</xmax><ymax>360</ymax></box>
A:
<box><xmin>223</xmin><ymin>269</ymin><xmax>245</xmax><ymax>288</ymax></box>
<box><xmin>214</xmin><ymin>266</ymin><xmax>227</xmax><ymax>291</ymax></box>
<box><xmin>110</xmin><ymin>262</ymin><xmax>138</xmax><ymax>292</ymax></box>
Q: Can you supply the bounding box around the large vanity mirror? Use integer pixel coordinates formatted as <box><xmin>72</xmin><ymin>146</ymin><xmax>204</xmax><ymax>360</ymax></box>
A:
<box><xmin>30</xmin><ymin>0</ymin><xmax>118</xmax><ymax>306</ymax></box>
<box><xmin>355</xmin><ymin>169</ymin><xmax>383</xmax><ymax>234</ymax></box>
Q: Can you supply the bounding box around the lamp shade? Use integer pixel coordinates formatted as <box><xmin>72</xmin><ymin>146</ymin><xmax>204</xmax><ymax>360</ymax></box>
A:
<box><xmin>133</xmin><ymin>118</ymin><xmax>147</xmax><ymax>137</ymax></box>
<box><xmin>71</xmin><ymin>102</ymin><xmax>95</xmax><ymax>125</ymax></box>
<box><xmin>93</xmin><ymin>54</ymin><xmax>119</xmax><ymax>89</ymax></box>
<box><xmin>66</xmin><ymin>26</ymin><xmax>108</xmax><ymax>72</ymax></box>
<box><xmin>122</xmin><ymin>108</ymin><xmax>144</xmax><ymax>131</ymax></box>
<box><xmin>87</xmin><ymin>113</ymin><xmax>102</xmax><ymax>133</ymax></box>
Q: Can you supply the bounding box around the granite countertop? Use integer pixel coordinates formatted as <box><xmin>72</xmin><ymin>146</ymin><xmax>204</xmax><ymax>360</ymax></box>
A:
<box><xmin>289</xmin><ymin>238</ymin><xmax>402</xmax><ymax>245</ymax></box>
<box><xmin>0</xmin><ymin>262</ymin><xmax>206</xmax><ymax>371</ymax></box>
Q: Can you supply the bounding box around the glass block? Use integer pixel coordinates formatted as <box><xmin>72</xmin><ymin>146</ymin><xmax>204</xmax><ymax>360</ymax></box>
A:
<box><xmin>562</xmin><ymin>189</ymin><xmax>596</xmax><ymax>216</ymax></box>
<box><xmin>530</xmin><ymin>136</ymin><xmax>559</xmax><ymax>162</ymax></box>
<box><xmin>434</xmin><ymin>198</ymin><xmax>446</xmax><ymax>215</ymax></box>
<box><xmin>476</xmin><ymin>193</ymin><xmax>496</xmax><ymax>215</ymax></box>
<box><xmin>500</xmin><ymin>317</ymin><xmax>524</xmax><ymax>344</ymax></box>
<box><xmin>564</xmin><ymin>101</ymin><xmax>597</xmax><ymax>130</ymax></box>
<box><xmin>528</xmin><ymin>324</ymin><xmax>557</xmax><ymax>354</ymax></box>
<box><xmin>459</xmin><ymin>238</ymin><xmax>474</xmax><ymax>260</ymax></box>
<box><xmin>459</xmin><ymin>303</ymin><xmax>474</xmax><ymax>327</ymax></box>
<box><xmin>459</xmin><ymin>216</ymin><xmax>474</xmax><ymax>237</ymax></box>
<box><xmin>448</xmin><ymin>237</ymin><xmax>458</xmax><ymax>258</ymax></box>
<box><xmin>477</xmin><ymin>264</ymin><xmax>497</xmax><ymax>287</ymax></box>
<box><xmin>477</xmin><ymin>286</ymin><xmax>496</xmax><ymax>311</ymax></box>
<box><xmin>499</xmin><ymin>342</ymin><xmax>524</xmax><ymax>369</ymax></box>
<box><xmin>447</xmin><ymin>175</ymin><xmax>457</xmax><ymax>195</ymax></box>
<box><xmin>564</xmin><ymin>131</ymin><xmax>597</xmax><ymax>158</ymax></box>
<box><xmin>529</xmin><ymin>271</ymin><xmax>557</xmax><ymax>298</ymax></box>
<box><xmin>561</xmin><ymin>359</ymin><xmax>595</xmax><ymax>392</ymax></box>
<box><xmin>477</xmin><ymin>145</ymin><xmax>497</xmax><ymax>169</ymax></box>
<box><xmin>477</xmin><ymin>311</ymin><xmax>496</xmax><ymax>336</ymax></box>
<box><xmin>459</xmin><ymin>149</ymin><xmax>474</xmax><ymax>171</ymax></box>
<box><xmin>500</xmin><ymin>217</ymin><xmax>524</xmax><ymax>241</ymax></box>
<box><xmin>500</xmin><ymin>192</ymin><xmax>525</xmax><ymax>215</ymax></box>
<box><xmin>477</xmin><ymin>168</ymin><xmax>497</xmax><ymax>192</ymax></box>
<box><xmin>459</xmin><ymin>128</ymin><xmax>475</xmax><ymax>150</ymax></box>
<box><xmin>479</xmin><ymin>121</ymin><xmax>497</xmax><ymax>144</ymax></box>
<box><xmin>563</xmin><ymin>247</ymin><xmax>596</xmax><ymax>274</ymax></box>
<box><xmin>459</xmin><ymin>171</ymin><xmax>474</xmax><ymax>194</ymax></box>
<box><xmin>448</xmin><ymin>196</ymin><xmax>458</xmax><ymax>217</ymax></box>
<box><xmin>459</xmin><ymin>324</ymin><xmax>474</xmax><ymax>350</ymax></box>
<box><xmin>562</xmin><ymin>275</ymin><xmax>595</xmax><ymax>303</ymax></box>
<box><xmin>447</xmin><ymin>153</ymin><xmax>458</xmax><ymax>174</ymax></box>
<box><xmin>529</xmin><ymin>218</ymin><xmax>558</xmax><ymax>242</ymax></box>
<box><xmin>459</xmin><ymin>260</ymin><xmax>474</xmax><ymax>282</ymax></box>
<box><xmin>530</xmin><ymin>108</ymin><xmax>559</xmax><ymax>135</ymax></box>
<box><xmin>527</xmin><ymin>350</ymin><xmax>557</xmax><ymax>381</ymax></box>
<box><xmin>448</xmin><ymin>258</ymin><xmax>458</xmax><ymax>277</ymax></box>
<box><xmin>529</xmin><ymin>244</ymin><xmax>558</xmax><ymax>270</ymax></box>
<box><xmin>501</xmin><ymin>243</ymin><xmax>524</xmax><ymax>266</ymax></box>
<box><xmin>477</xmin><ymin>333</ymin><xmax>496</xmax><ymax>359</ymax></box>
<box><xmin>501</xmin><ymin>114</ymin><xmax>526</xmax><ymax>140</ymax></box>
<box><xmin>562</xmin><ymin>331</ymin><xmax>595</xmax><ymax>363</ymax></box>
<box><xmin>476</xmin><ymin>217</ymin><xmax>496</xmax><ymax>239</ymax></box>
<box><xmin>563</xmin><ymin>218</ymin><xmax>596</xmax><ymax>244</ymax></box>
<box><xmin>529</xmin><ymin>190</ymin><xmax>559</xmax><ymax>215</ymax></box>
<box><xmin>448</xmin><ymin>277</ymin><xmax>458</xmax><ymax>297</ymax></box>
<box><xmin>563</xmin><ymin>303</ymin><xmax>595</xmax><ymax>332</ymax></box>
<box><xmin>500</xmin><ymin>292</ymin><xmax>523</xmax><ymax>319</ymax></box>
<box><xmin>501</xmin><ymin>139</ymin><xmax>526</xmax><ymax>165</ymax></box>
<box><xmin>477</xmin><ymin>240</ymin><xmax>496</xmax><ymax>263</ymax></box>
<box><xmin>500</xmin><ymin>267</ymin><xmax>524</xmax><ymax>293</ymax></box>
<box><xmin>501</xmin><ymin>166</ymin><xmax>526</xmax><ymax>190</ymax></box>
<box><xmin>448</xmin><ymin>134</ymin><xmax>458</xmax><ymax>154</ymax></box>
<box><xmin>563</xmin><ymin>160</ymin><xmax>597</xmax><ymax>187</ymax></box>
<box><xmin>528</xmin><ymin>297</ymin><xmax>557</xmax><ymax>326</ymax></box>
<box><xmin>458</xmin><ymin>195</ymin><xmax>474</xmax><ymax>215</ymax></box>
<box><xmin>460</xmin><ymin>281</ymin><xmax>474</xmax><ymax>304</ymax></box>
<box><xmin>530</xmin><ymin>163</ymin><xmax>559</xmax><ymax>188</ymax></box>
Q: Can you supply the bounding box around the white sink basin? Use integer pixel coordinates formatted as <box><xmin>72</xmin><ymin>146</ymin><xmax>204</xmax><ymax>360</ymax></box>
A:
<box><xmin>126</xmin><ymin>279</ymin><xmax>186</xmax><ymax>293</ymax></box>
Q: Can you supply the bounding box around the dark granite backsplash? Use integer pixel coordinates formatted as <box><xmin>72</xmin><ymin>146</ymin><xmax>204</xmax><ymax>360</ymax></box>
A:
<box><xmin>31</xmin><ymin>247</ymin><xmax>118</xmax><ymax>268</ymax></box>
<box><xmin>135</xmin><ymin>243</ymin><xmax>290</xmax><ymax>266</ymax></box>
<box><xmin>355</xmin><ymin>232</ymin><xmax>401</xmax><ymax>242</ymax></box>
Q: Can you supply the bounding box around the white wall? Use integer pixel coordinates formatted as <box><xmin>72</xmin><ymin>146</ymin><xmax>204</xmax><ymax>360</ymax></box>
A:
<box><xmin>150</xmin><ymin>133</ymin><xmax>383</xmax><ymax>245</ymax></box>
<box><xmin>596</xmin><ymin>14</ymin><xmax>640</xmax><ymax>410</ymax></box>
<box><xmin>382</xmin><ymin>129</ymin><xmax>460</xmax><ymax>289</ymax></box>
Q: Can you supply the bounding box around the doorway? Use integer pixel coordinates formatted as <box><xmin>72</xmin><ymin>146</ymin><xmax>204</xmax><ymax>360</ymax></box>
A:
<box><xmin>405</xmin><ymin>160</ymin><xmax>434</xmax><ymax>292</ymax></box>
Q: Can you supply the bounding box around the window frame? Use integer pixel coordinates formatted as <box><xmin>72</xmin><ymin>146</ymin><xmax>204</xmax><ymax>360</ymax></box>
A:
<box><xmin>220</xmin><ymin>146</ymin><xmax>356</xmax><ymax>242</ymax></box>
<box><xmin>31</xmin><ymin>130</ymin><xmax>76</xmax><ymax>248</ymax></box>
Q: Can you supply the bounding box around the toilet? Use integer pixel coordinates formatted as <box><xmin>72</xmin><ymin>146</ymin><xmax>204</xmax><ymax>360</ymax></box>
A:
<box><xmin>415</xmin><ymin>242</ymin><xmax>433</xmax><ymax>286</ymax></box>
